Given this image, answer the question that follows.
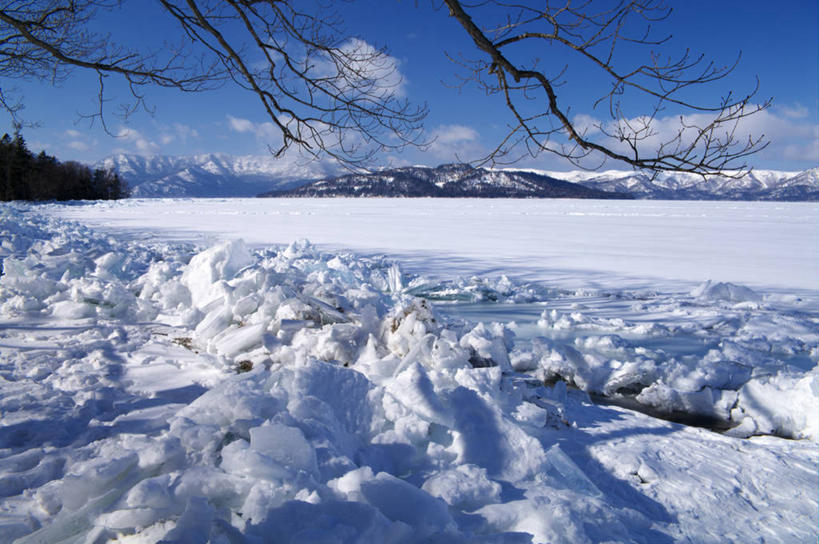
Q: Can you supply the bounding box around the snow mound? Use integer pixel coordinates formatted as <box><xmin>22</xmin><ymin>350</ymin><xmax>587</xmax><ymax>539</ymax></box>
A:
<box><xmin>691</xmin><ymin>280</ymin><xmax>762</xmax><ymax>303</ymax></box>
<box><xmin>728</xmin><ymin>366</ymin><xmax>819</xmax><ymax>439</ymax></box>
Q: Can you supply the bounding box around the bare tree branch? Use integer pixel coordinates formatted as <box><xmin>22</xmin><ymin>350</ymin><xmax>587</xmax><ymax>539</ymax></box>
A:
<box><xmin>442</xmin><ymin>0</ymin><xmax>770</xmax><ymax>177</ymax></box>
<box><xmin>0</xmin><ymin>0</ymin><xmax>428</xmax><ymax>168</ymax></box>
<box><xmin>0</xmin><ymin>0</ymin><xmax>769</xmax><ymax>175</ymax></box>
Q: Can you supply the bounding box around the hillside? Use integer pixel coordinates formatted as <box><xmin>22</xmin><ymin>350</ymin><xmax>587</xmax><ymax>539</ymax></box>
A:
<box><xmin>259</xmin><ymin>163</ymin><xmax>633</xmax><ymax>199</ymax></box>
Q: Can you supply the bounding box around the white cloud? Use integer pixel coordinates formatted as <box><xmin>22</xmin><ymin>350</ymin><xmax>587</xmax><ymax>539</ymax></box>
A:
<box><xmin>55</xmin><ymin>130</ymin><xmax>99</xmax><ymax>159</ymax></box>
<box><xmin>338</xmin><ymin>38</ymin><xmax>407</xmax><ymax>98</ymax></box>
<box><xmin>783</xmin><ymin>124</ymin><xmax>819</xmax><ymax>162</ymax></box>
<box><xmin>571</xmin><ymin>114</ymin><xmax>602</xmax><ymax>138</ymax></box>
<box><xmin>433</xmin><ymin>124</ymin><xmax>479</xmax><ymax>145</ymax></box>
<box><xmin>29</xmin><ymin>140</ymin><xmax>53</xmax><ymax>155</ymax></box>
<box><xmin>224</xmin><ymin>38</ymin><xmax>408</xmax><ymax>161</ymax></box>
<box><xmin>778</xmin><ymin>104</ymin><xmax>810</xmax><ymax>120</ymax></box>
<box><xmin>309</xmin><ymin>38</ymin><xmax>407</xmax><ymax>99</ymax></box>
<box><xmin>426</xmin><ymin>124</ymin><xmax>484</xmax><ymax>161</ymax></box>
<box><xmin>226</xmin><ymin>115</ymin><xmax>280</xmax><ymax>144</ymax></box>
<box><xmin>227</xmin><ymin>115</ymin><xmax>256</xmax><ymax>134</ymax></box>
<box><xmin>174</xmin><ymin>123</ymin><xmax>199</xmax><ymax>141</ymax></box>
<box><xmin>569</xmin><ymin>104</ymin><xmax>819</xmax><ymax>169</ymax></box>
<box><xmin>67</xmin><ymin>140</ymin><xmax>90</xmax><ymax>152</ymax></box>
<box><xmin>116</xmin><ymin>127</ymin><xmax>159</xmax><ymax>155</ymax></box>
<box><xmin>702</xmin><ymin>106</ymin><xmax>819</xmax><ymax>165</ymax></box>
<box><xmin>157</xmin><ymin>123</ymin><xmax>199</xmax><ymax>147</ymax></box>
<box><xmin>224</xmin><ymin>114</ymin><xmax>348</xmax><ymax>170</ymax></box>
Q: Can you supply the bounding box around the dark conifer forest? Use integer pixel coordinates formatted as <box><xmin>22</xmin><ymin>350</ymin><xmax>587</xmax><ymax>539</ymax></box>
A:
<box><xmin>0</xmin><ymin>132</ymin><xmax>128</xmax><ymax>201</ymax></box>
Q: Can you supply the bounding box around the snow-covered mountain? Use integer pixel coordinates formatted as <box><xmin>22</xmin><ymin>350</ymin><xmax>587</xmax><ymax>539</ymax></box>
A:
<box><xmin>531</xmin><ymin>167</ymin><xmax>819</xmax><ymax>201</ymax></box>
<box><xmin>96</xmin><ymin>153</ymin><xmax>819</xmax><ymax>200</ymax></box>
<box><xmin>260</xmin><ymin>163</ymin><xmax>632</xmax><ymax>199</ymax></box>
<box><xmin>95</xmin><ymin>153</ymin><xmax>339</xmax><ymax>197</ymax></box>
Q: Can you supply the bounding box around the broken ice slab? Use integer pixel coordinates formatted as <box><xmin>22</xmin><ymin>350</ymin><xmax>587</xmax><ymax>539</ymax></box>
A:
<box><xmin>544</xmin><ymin>444</ymin><xmax>603</xmax><ymax>498</ymax></box>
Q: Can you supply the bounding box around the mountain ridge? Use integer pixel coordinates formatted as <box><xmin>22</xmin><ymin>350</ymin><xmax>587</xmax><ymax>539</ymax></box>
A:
<box><xmin>259</xmin><ymin>163</ymin><xmax>633</xmax><ymax>199</ymax></box>
<box><xmin>526</xmin><ymin>167</ymin><xmax>819</xmax><ymax>201</ymax></box>
<box><xmin>95</xmin><ymin>153</ymin><xmax>337</xmax><ymax>197</ymax></box>
<box><xmin>96</xmin><ymin>153</ymin><xmax>819</xmax><ymax>200</ymax></box>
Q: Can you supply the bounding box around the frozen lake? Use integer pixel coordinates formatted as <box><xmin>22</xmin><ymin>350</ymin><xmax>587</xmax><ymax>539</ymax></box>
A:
<box><xmin>3</xmin><ymin>200</ymin><xmax>817</xmax><ymax>542</ymax></box>
<box><xmin>53</xmin><ymin>198</ymin><xmax>819</xmax><ymax>292</ymax></box>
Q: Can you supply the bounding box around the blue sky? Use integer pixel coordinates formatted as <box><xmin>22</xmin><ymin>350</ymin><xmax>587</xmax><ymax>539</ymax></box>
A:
<box><xmin>4</xmin><ymin>0</ymin><xmax>818</xmax><ymax>172</ymax></box>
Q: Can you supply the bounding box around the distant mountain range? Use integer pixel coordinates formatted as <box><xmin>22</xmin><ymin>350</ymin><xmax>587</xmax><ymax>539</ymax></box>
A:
<box><xmin>260</xmin><ymin>163</ymin><xmax>631</xmax><ymax>199</ymax></box>
<box><xmin>531</xmin><ymin>167</ymin><xmax>819</xmax><ymax>201</ymax></box>
<box><xmin>95</xmin><ymin>153</ymin><xmax>337</xmax><ymax>198</ymax></box>
<box><xmin>97</xmin><ymin>153</ymin><xmax>819</xmax><ymax>200</ymax></box>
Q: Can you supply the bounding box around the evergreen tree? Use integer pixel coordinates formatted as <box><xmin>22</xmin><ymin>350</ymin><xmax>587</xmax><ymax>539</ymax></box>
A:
<box><xmin>0</xmin><ymin>131</ymin><xmax>129</xmax><ymax>201</ymax></box>
<box><xmin>9</xmin><ymin>132</ymin><xmax>33</xmax><ymax>200</ymax></box>
<box><xmin>0</xmin><ymin>133</ymin><xmax>13</xmax><ymax>201</ymax></box>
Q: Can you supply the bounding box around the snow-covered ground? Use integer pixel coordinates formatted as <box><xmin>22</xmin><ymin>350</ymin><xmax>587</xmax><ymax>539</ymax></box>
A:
<box><xmin>1</xmin><ymin>199</ymin><xmax>817</xmax><ymax>543</ymax></box>
<box><xmin>51</xmin><ymin>198</ymin><xmax>819</xmax><ymax>291</ymax></box>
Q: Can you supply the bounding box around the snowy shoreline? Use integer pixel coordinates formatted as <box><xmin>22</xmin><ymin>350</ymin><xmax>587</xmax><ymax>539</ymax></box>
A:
<box><xmin>1</xmin><ymin>201</ymin><xmax>817</xmax><ymax>542</ymax></box>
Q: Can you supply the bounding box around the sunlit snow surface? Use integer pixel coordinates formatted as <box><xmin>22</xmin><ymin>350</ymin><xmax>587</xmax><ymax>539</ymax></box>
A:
<box><xmin>1</xmin><ymin>199</ymin><xmax>817</xmax><ymax>543</ymax></box>
<box><xmin>52</xmin><ymin>198</ymin><xmax>819</xmax><ymax>291</ymax></box>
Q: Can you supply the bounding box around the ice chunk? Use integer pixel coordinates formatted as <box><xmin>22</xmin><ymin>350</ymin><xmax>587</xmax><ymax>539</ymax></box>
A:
<box><xmin>275</xmin><ymin>298</ymin><xmax>318</xmax><ymax>322</ymax></box>
<box><xmin>459</xmin><ymin>322</ymin><xmax>513</xmax><ymax>372</ymax></box>
<box><xmin>544</xmin><ymin>444</ymin><xmax>602</xmax><ymax>498</ymax></box>
<box><xmin>51</xmin><ymin>300</ymin><xmax>96</xmax><ymax>319</ymax></box>
<box><xmin>194</xmin><ymin>305</ymin><xmax>233</xmax><ymax>341</ymax></box>
<box><xmin>281</xmin><ymin>238</ymin><xmax>314</xmax><ymax>260</ymax></box>
<box><xmin>421</xmin><ymin>464</ymin><xmax>501</xmax><ymax>511</ymax></box>
<box><xmin>277</xmin><ymin>362</ymin><xmax>374</xmax><ymax>437</ymax></box>
<box><xmin>359</xmin><ymin>472</ymin><xmax>455</xmax><ymax>537</ymax></box>
<box><xmin>328</xmin><ymin>466</ymin><xmax>376</xmax><ymax>502</ymax></box>
<box><xmin>93</xmin><ymin>251</ymin><xmax>126</xmax><ymax>280</ymax></box>
<box><xmin>182</xmin><ymin>239</ymin><xmax>254</xmax><ymax>310</ymax></box>
<box><xmin>158</xmin><ymin>280</ymin><xmax>192</xmax><ymax>311</ymax></box>
<box><xmin>247</xmin><ymin>497</ymin><xmax>411</xmax><ymax>542</ymax></box>
<box><xmin>447</xmin><ymin>385</ymin><xmax>548</xmax><ymax>481</ymax></box>
<box><xmin>220</xmin><ymin>439</ymin><xmax>291</xmax><ymax>481</ymax></box>
<box><xmin>731</xmin><ymin>368</ymin><xmax>819</xmax><ymax>440</ymax></box>
<box><xmin>239</xmin><ymin>479</ymin><xmax>298</xmax><ymax>524</ymax></box>
<box><xmin>0</xmin><ymin>516</ymin><xmax>37</xmax><ymax>542</ymax></box>
<box><xmin>385</xmin><ymin>363</ymin><xmax>451</xmax><ymax>426</ymax></box>
<box><xmin>250</xmin><ymin>422</ymin><xmax>319</xmax><ymax>476</ymax></box>
<box><xmin>173</xmin><ymin>376</ymin><xmax>282</xmax><ymax>431</ymax></box>
<box><xmin>636</xmin><ymin>382</ymin><xmax>736</xmax><ymax>423</ymax></box>
<box><xmin>125</xmin><ymin>474</ymin><xmax>177</xmax><ymax>511</ymax></box>
<box><xmin>290</xmin><ymin>323</ymin><xmax>360</xmax><ymax>365</ymax></box>
<box><xmin>157</xmin><ymin>497</ymin><xmax>215</xmax><ymax>543</ymax></box>
<box><xmin>232</xmin><ymin>293</ymin><xmax>261</xmax><ymax>319</ymax></box>
<box><xmin>213</xmin><ymin>323</ymin><xmax>266</xmax><ymax>358</ymax></box>
<box><xmin>61</xmin><ymin>453</ymin><xmax>140</xmax><ymax>511</ymax></box>
<box><xmin>387</xmin><ymin>263</ymin><xmax>403</xmax><ymax>293</ymax></box>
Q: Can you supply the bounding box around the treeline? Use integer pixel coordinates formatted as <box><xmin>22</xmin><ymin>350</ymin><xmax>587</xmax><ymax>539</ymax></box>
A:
<box><xmin>0</xmin><ymin>132</ymin><xmax>129</xmax><ymax>201</ymax></box>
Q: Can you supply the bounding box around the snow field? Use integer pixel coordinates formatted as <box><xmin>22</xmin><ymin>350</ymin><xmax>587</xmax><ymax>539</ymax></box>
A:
<box><xmin>0</xmin><ymin>202</ymin><xmax>817</xmax><ymax>543</ymax></box>
<box><xmin>50</xmin><ymin>198</ymin><xmax>819</xmax><ymax>292</ymax></box>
